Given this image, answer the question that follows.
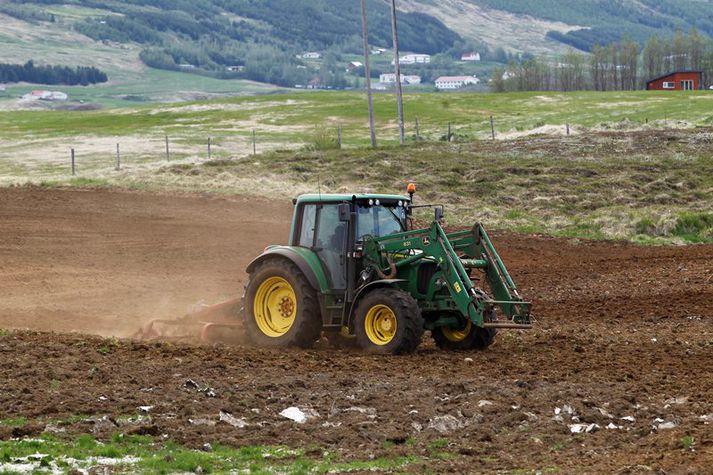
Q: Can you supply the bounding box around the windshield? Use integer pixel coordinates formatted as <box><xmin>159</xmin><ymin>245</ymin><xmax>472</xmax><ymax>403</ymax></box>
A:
<box><xmin>357</xmin><ymin>204</ymin><xmax>405</xmax><ymax>239</ymax></box>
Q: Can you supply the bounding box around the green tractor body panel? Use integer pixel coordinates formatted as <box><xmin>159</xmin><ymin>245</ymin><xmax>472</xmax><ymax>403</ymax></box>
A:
<box><xmin>246</xmin><ymin>245</ymin><xmax>330</xmax><ymax>293</ymax></box>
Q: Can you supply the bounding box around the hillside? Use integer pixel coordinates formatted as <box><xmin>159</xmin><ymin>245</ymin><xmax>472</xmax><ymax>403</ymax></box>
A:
<box><xmin>1</xmin><ymin>0</ymin><xmax>713</xmax><ymax>107</ymax></box>
<box><xmin>407</xmin><ymin>0</ymin><xmax>713</xmax><ymax>53</ymax></box>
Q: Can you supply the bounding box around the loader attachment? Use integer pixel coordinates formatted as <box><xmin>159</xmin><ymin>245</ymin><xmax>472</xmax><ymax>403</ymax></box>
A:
<box><xmin>365</xmin><ymin>220</ymin><xmax>532</xmax><ymax>331</ymax></box>
<box><xmin>451</xmin><ymin>223</ymin><xmax>532</xmax><ymax>329</ymax></box>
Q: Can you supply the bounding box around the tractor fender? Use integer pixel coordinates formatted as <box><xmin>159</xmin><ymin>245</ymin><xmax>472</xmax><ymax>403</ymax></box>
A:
<box><xmin>346</xmin><ymin>279</ymin><xmax>408</xmax><ymax>328</ymax></box>
<box><xmin>245</xmin><ymin>246</ymin><xmax>329</xmax><ymax>293</ymax></box>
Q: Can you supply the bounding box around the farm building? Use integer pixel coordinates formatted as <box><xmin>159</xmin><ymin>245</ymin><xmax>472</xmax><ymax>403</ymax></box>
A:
<box><xmin>391</xmin><ymin>54</ymin><xmax>430</xmax><ymax>65</ymax></box>
<box><xmin>379</xmin><ymin>73</ymin><xmax>421</xmax><ymax>85</ymax></box>
<box><xmin>646</xmin><ymin>71</ymin><xmax>702</xmax><ymax>91</ymax></box>
<box><xmin>435</xmin><ymin>75</ymin><xmax>480</xmax><ymax>90</ymax></box>
<box><xmin>461</xmin><ymin>52</ymin><xmax>481</xmax><ymax>61</ymax></box>
<box><xmin>346</xmin><ymin>61</ymin><xmax>363</xmax><ymax>72</ymax></box>
<box><xmin>299</xmin><ymin>52</ymin><xmax>322</xmax><ymax>59</ymax></box>
<box><xmin>21</xmin><ymin>90</ymin><xmax>68</xmax><ymax>101</ymax></box>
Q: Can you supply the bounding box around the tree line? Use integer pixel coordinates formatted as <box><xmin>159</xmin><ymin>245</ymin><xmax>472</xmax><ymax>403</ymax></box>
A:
<box><xmin>0</xmin><ymin>61</ymin><xmax>108</xmax><ymax>86</ymax></box>
<box><xmin>492</xmin><ymin>30</ymin><xmax>713</xmax><ymax>92</ymax></box>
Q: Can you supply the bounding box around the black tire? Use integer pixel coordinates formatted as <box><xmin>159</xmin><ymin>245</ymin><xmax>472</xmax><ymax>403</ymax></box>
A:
<box><xmin>241</xmin><ymin>258</ymin><xmax>322</xmax><ymax>348</ymax></box>
<box><xmin>432</xmin><ymin>309</ymin><xmax>497</xmax><ymax>351</ymax></box>
<box><xmin>354</xmin><ymin>288</ymin><xmax>424</xmax><ymax>355</ymax></box>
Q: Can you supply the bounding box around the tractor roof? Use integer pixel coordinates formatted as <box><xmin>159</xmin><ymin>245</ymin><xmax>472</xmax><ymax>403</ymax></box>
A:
<box><xmin>295</xmin><ymin>193</ymin><xmax>410</xmax><ymax>205</ymax></box>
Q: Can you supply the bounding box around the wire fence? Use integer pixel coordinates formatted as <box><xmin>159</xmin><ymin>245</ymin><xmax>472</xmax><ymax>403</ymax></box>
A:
<box><xmin>55</xmin><ymin>114</ymin><xmax>687</xmax><ymax>177</ymax></box>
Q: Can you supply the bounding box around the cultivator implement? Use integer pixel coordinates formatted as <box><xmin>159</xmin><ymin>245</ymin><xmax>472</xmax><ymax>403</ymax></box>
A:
<box><xmin>134</xmin><ymin>298</ymin><xmax>243</xmax><ymax>343</ymax></box>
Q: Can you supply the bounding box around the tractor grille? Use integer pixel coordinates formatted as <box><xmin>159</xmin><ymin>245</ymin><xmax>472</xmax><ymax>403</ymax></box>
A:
<box><xmin>417</xmin><ymin>263</ymin><xmax>438</xmax><ymax>294</ymax></box>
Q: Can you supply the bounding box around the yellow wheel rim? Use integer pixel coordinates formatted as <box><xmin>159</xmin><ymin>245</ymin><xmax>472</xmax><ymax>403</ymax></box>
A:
<box><xmin>364</xmin><ymin>304</ymin><xmax>397</xmax><ymax>346</ymax></box>
<box><xmin>253</xmin><ymin>277</ymin><xmax>297</xmax><ymax>337</ymax></box>
<box><xmin>442</xmin><ymin>321</ymin><xmax>472</xmax><ymax>342</ymax></box>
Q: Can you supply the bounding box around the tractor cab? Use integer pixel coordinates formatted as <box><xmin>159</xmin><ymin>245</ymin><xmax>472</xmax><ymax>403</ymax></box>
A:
<box><xmin>289</xmin><ymin>193</ymin><xmax>410</xmax><ymax>293</ymax></box>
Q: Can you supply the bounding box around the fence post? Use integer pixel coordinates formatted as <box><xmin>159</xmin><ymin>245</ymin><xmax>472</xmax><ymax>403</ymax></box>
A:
<box><xmin>566</xmin><ymin>123</ymin><xmax>570</xmax><ymax>136</ymax></box>
<box><xmin>447</xmin><ymin>121</ymin><xmax>451</xmax><ymax>142</ymax></box>
<box><xmin>415</xmin><ymin>117</ymin><xmax>420</xmax><ymax>141</ymax></box>
<box><xmin>71</xmin><ymin>148</ymin><xmax>75</xmax><ymax>176</ymax></box>
<box><xmin>116</xmin><ymin>143</ymin><xmax>120</xmax><ymax>171</ymax></box>
<box><xmin>337</xmin><ymin>125</ymin><xmax>342</xmax><ymax>149</ymax></box>
<box><xmin>208</xmin><ymin>137</ymin><xmax>212</xmax><ymax>160</ymax></box>
<box><xmin>165</xmin><ymin>135</ymin><xmax>170</xmax><ymax>161</ymax></box>
<box><xmin>490</xmin><ymin>115</ymin><xmax>495</xmax><ymax>140</ymax></box>
<box><xmin>252</xmin><ymin>129</ymin><xmax>256</xmax><ymax>155</ymax></box>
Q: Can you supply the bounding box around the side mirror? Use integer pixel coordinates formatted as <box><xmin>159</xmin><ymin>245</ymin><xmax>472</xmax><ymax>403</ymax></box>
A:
<box><xmin>435</xmin><ymin>207</ymin><xmax>443</xmax><ymax>223</ymax></box>
<box><xmin>338</xmin><ymin>203</ymin><xmax>351</xmax><ymax>222</ymax></box>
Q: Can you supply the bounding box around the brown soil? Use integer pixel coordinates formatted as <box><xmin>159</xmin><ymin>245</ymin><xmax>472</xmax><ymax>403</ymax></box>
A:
<box><xmin>1</xmin><ymin>187</ymin><xmax>712</xmax><ymax>473</ymax></box>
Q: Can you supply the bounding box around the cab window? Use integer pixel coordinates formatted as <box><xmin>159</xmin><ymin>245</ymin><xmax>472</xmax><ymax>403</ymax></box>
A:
<box><xmin>297</xmin><ymin>204</ymin><xmax>317</xmax><ymax>247</ymax></box>
<box><xmin>357</xmin><ymin>205</ymin><xmax>405</xmax><ymax>240</ymax></box>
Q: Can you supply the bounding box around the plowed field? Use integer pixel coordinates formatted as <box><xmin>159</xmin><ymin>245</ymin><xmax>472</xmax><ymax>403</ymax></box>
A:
<box><xmin>1</xmin><ymin>187</ymin><xmax>712</xmax><ymax>473</ymax></box>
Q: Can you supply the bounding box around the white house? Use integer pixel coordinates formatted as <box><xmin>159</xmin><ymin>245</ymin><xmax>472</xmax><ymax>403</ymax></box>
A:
<box><xmin>391</xmin><ymin>53</ymin><xmax>430</xmax><ymax>65</ymax></box>
<box><xmin>299</xmin><ymin>52</ymin><xmax>322</xmax><ymax>59</ymax></box>
<box><xmin>379</xmin><ymin>73</ymin><xmax>421</xmax><ymax>85</ymax></box>
<box><xmin>21</xmin><ymin>90</ymin><xmax>68</xmax><ymax>101</ymax></box>
<box><xmin>434</xmin><ymin>76</ymin><xmax>480</xmax><ymax>90</ymax></box>
<box><xmin>461</xmin><ymin>52</ymin><xmax>481</xmax><ymax>62</ymax></box>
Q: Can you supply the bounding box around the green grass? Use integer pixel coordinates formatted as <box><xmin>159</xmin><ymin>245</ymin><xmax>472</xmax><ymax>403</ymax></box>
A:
<box><xmin>681</xmin><ymin>436</ymin><xmax>696</xmax><ymax>450</ymax></box>
<box><xmin>0</xmin><ymin>433</ymin><xmax>422</xmax><ymax>474</ymax></box>
<box><xmin>2</xmin><ymin>90</ymin><xmax>713</xmax><ymax>141</ymax></box>
<box><xmin>0</xmin><ymin>417</ymin><xmax>27</xmax><ymax>427</ymax></box>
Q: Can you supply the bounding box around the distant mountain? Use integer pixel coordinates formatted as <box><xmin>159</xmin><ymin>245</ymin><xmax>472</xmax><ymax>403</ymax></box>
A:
<box><xmin>406</xmin><ymin>0</ymin><xmax>713</xmax><ymax>53</ymax></box>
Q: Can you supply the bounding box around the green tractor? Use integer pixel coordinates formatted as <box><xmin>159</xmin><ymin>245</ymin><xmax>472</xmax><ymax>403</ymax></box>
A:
<box><xmin>241</xmin><ymin>186</ymin><xmax>532</xmax><ymax>354</ymax></box>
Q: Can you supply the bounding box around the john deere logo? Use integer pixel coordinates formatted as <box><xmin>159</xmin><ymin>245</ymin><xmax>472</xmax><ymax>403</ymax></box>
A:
<box><xmin>453</xmin><ymin>282</ymin><xmax>462</xmax><ymax>293</ymax></box>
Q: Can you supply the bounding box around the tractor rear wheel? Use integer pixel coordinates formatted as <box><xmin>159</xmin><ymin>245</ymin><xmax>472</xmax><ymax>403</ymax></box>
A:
<box><xmin>242</xmin><ymin>259</ymin><xmax>321</xmax><ymax>348</ymax></box>
<box><xmin>354</xmin><ymin>288</ymin><xmax>424</xmax><ymax>354</ymax></box>
<box><xmin>432</xmin><ymin>310</ymin><xmax>497</xmax><ymax>351</ymax></box>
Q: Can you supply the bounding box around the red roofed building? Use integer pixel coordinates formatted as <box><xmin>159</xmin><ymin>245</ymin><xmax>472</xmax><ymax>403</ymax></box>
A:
<box><xmin>646</xmin><ymin>71</ymin><xmax>702</xmax><ymax>91</ymax></box>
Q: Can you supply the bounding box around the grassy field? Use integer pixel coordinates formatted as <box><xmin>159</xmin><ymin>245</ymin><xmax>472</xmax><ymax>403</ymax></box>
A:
<box><xmin>1</xmin><ymin>90</ymin><xmax>712</xmax><ymax>244</ymax></box>
<box><xmin>0</xmin><ymin>431</ymin><xmax>421</xmax><ymax>474</ymax></box>
<box><xmin>1</xmin><ymin>70</ymin><xmax>278</xmax><ymax>109</ymax></box>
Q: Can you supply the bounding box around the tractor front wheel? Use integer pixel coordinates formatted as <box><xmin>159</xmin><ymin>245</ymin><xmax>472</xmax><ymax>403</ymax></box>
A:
<box><xmin>242</xmin><ymin>259</ymin><xmax>321</xmax><ymax>348</ymax></box>
<box><xmin>354</xmin><ymin>288</ymin><xmax>424</xmax><ymax>354</ymax></box>
<box><xmin>431</xmin><ymin>311</ymin><xmax>497</xmax><ymax>351</ymax></box>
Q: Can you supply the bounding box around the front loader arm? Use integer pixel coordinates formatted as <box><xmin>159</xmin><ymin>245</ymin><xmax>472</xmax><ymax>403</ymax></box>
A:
<box><xmin>366</xmin><ymin>221</ymin><xmax>531</xmax><ymax>329</ymax></box>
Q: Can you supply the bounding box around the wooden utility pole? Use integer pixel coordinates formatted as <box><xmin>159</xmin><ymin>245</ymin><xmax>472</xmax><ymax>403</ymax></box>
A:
<box><xmin>360</xmin><ymin>0</ymin><xmax>377</xmax><ymax>148</ymax></box>
<box><xmin>390</xmin><ymin>0</ymin><xmax>405</xmax><ymax>145</ymax></box>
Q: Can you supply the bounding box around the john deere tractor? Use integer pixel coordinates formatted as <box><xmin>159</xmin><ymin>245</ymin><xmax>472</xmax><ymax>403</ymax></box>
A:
<box><xmin>241</xmin><ymin>185</ymin><xmax>532</xmax><ymax>354</ymax></box>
